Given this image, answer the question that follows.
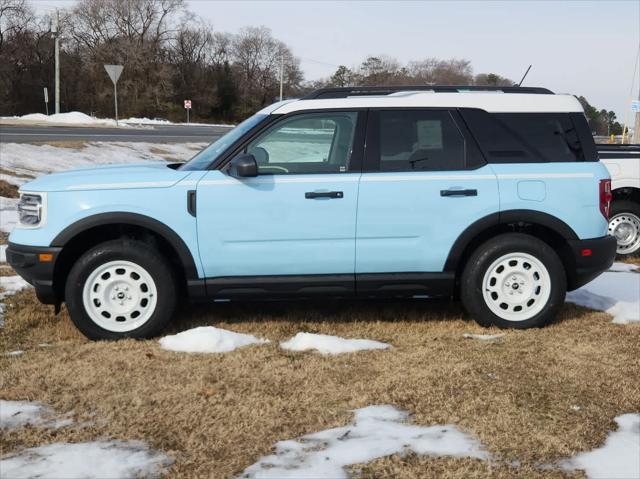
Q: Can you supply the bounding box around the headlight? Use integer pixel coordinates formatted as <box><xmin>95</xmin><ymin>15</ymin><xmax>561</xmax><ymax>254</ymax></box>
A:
<box><xmin>18</xmin><ymin>192</ymin><xmax>46</xmax><ymax>227</ymax></box>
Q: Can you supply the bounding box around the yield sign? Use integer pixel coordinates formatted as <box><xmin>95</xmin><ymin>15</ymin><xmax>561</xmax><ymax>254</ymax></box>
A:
<box><xmin>104</xmin><ymin>64</ymin><xmax>124</xmax><ymax>85</ymax></box>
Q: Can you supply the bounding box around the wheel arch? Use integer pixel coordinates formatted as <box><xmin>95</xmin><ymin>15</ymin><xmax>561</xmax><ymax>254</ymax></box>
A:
<box><xmin>50</xmin><ymin>212</ymin><xmax>201</xmax><ymax>301</ymax></box>
<box><xmin>445</xmin><ymin>210</ymin><xmax>578</xmax><ymax>294</ymax></box>
<box><xmin>612</xmin><ymin>186</ymin><xmax>640</xmax><ymax>204</ymax></box>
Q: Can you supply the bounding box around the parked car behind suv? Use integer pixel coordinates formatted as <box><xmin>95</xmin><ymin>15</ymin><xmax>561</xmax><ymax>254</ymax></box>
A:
<box><xmin>7</xmin><ymin>86</ymin><xmax>616</xmax><ymax>339</ymax></box>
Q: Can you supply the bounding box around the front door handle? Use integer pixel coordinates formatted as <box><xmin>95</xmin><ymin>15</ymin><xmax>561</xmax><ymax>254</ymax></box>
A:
<box><xmin>440</xmin><ymin>189</ymin><xmax>477</xmax><ymax>197</ymax></box>
<box><xmin>305</xmin><ymin>191</ymin><xmax>344</xmax><ymax>199</ymax></box>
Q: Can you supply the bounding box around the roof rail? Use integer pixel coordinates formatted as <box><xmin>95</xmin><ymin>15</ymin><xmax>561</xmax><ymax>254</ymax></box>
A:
<box><xmin>302</xmin><ymin>85</ymin><xmax>554</xmax><ymax>100</ymax></box>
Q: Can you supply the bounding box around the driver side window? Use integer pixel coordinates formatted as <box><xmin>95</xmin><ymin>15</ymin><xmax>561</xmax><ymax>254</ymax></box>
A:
<box><xmin>246</xmin><ymin>112</ymin><xmax>358</xmax><ymax>175</ymax></box>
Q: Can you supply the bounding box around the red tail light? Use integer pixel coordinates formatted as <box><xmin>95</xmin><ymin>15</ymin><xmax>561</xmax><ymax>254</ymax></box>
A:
<box><xmin>599</xmin><ymin>179</ymin><xmax>612</xmax><ymax>220</ymax></box>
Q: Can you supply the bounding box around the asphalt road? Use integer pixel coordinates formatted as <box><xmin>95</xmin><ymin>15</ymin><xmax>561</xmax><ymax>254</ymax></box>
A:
<box><xmin>0</xmin><ymin>124</ymin><xmax>232</xmax><ymax>143</ymax></box>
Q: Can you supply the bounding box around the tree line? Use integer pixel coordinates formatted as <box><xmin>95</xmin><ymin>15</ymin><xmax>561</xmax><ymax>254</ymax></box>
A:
<box><xmin>0</xmin><ymin>0</ymin><xmax>624</xmax><ymax>130</ymax></box>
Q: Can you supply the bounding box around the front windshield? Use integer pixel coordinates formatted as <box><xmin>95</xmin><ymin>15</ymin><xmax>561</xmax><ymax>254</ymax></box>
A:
<box><xmin>179</xmin><ymin>113</ymin><xmax>268</xmax><ymax>171</ymax></box>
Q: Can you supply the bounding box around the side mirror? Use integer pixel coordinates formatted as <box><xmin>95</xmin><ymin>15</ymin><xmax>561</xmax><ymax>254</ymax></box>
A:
<box><xmin>229</xmin><ymin>154</ymin><xmax>258</xmax><ymax>178</ymax></box>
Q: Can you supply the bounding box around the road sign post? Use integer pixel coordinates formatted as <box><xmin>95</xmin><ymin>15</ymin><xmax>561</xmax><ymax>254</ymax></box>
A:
<box><xmin>43</xmin><ymin>87</ymin><xmax>49</xmax><ymax>115</ymax></box>
<box><xmin>104</xmin><ymin>64</ymin><xmax>124</xmax><ymax>126</ymax></box>
<box><xmin>184</xmin><ymin>99</ymin><xmax>192</xmax><ymax>124</ymax></box>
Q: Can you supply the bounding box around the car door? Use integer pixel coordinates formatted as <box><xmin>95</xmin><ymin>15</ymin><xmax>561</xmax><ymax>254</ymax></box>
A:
<box><xmin>196</xmin><ymin>110</ymin><xmax>365</xmax><ymax>297</ymax></box>
<box><xmin>355</xmin><ymin>108</ymin><xmax>499</xmax><ymax>296</ymax></box>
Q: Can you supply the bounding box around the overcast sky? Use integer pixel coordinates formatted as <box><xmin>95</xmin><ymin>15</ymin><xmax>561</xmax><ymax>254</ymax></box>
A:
<box><xmin>37</xmin><ymin>0</ymin><xmax>640</xmax><ymax>120</ymax></box>
<box><xmin>187</xmin><ymin>0</ymin><xmax>639</xmax><ymax>120</ymax></box>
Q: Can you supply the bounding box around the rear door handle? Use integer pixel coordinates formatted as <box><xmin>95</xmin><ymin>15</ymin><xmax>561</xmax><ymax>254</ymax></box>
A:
<box><xmin>305</xmin><ymin>191</ymin><xmax>344</xmax><ymax>199</ymax></box>
<box><xmin>440</xmin><ymin>189</ymin><xmax>477</xmax><ymax>197</ymax></box>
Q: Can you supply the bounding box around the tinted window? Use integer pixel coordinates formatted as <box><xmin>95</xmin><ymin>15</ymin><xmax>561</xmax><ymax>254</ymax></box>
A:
<box><xmin>377</xmin><ymin>110</ymin><xmax>465</xmax><ymax>171</ymax></box>
<box><xmin>461</xmin><ymin>110</ymin><xmax>587</xmax><ymax>163</ymax></box>
<box><xmin>245</xmin><ymin>112</ymin><xmax>358</xmax><ymax>174</ymax></box>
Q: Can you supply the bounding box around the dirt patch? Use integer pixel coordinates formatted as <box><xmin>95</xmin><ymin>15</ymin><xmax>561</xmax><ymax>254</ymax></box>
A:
<box><xmin>0</xmin><ymin>179</ymin><xmax>19</xmax><ymax>198</ymax></box>
<box><xmin>1</xmin><ymin>289</ymin><xmax>638</xmax><ymax>478</ymax></box>
<box><xmin>620</xmin><ymin>254</ymin><xmax>640</xmax><ymax>267</ymax></box>
<box><xmin>31</xmin><ymin>140</ymin><xmax>89</xmax><ymax>149</ymax></box>
<box><xmin>0</xmin><ymin>168</ymin><xmax>34</xmax><ymax>180</ymax></box>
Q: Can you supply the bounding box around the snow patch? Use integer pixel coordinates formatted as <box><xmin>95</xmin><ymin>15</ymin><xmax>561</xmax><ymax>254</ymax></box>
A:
<box><xmin>0</xmin><ymin>244</ymin><xmax>6</xmax><ymax>262</ymax></box>
<box><xmin>0</xmin><ymin>440</ymin><xmax>171</xmax><ymax>479</ymax></box>
<box><xmin>0</xmin><ymin>196</ymin><xmax>19</xmax><ymax>233</ymax></box>
<box><xmin>562</xmin><ymin>413</ymin><xmax>640</xmax><ymax>479</ymax></box>
<box><xmin>566</xmin><ymin>269</ymin><xmax>640</xmax><ymax>323</ymax></box>
<box><xmin>239</xmin><ymin>405</ymin><xmax>488</xmax><ymax>478</ymax></box>
<box><xmin>0</xmin><ymin>400</ymin><xmax>47</xmax><ymax>429</ymax></box>
<box><xmin>608</xmin><ymin>262</ymin><xmax>639</xmax><ymax>273</ymax></box>
<box><xmin>463</xmin><ymin>333</ymin><xmax>506</xmax><ymax>341</ymax></box>
<box><xmin>280</xmin><ymin>332</ymin><xmax>391</xmax><ymax>355</ymax></box>
<box><xmin>2</xmin><ymin>112</ymin><xmax>234</xmax><ymax>128</ymax></box>
<box><xmin>159</xmin><ymin>326</ymin><xmax>268</xmax><ymax>353</ymax></box>
<box><xmin>5</xmin><ymin>350</ymin><xmax>24</xmax><ymax>356</ymax></box>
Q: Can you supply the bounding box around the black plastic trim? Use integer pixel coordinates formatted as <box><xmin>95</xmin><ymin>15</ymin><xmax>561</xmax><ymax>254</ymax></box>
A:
<box><xmin>566</xmin><ymin>235</ymin><xmax>616</xmax><ymax>291</ymax></box>
<box><xmin>51</xmin><ymin>212</ymin><xmax>200</xmax><ymax>280</ymax></box>
<box><xmin>6</xmin><ymin>242</ymin><xmax>62</xmax><ymax>304</ymax></box>
<box><xmin>187</xmin><ymin>190</ymin><xmax>197</xmax><ymax>217</ymax></box>
<box><xmin>206</xmin><ymin>274</ymin><xmax>355</xmax><ymax>298</ymax></box>
<box><xmin>356</xmin><ymin>272</ymin><xmax>454</xmax><ymax>298</ymax></box>
<box><xmin>303</xmin><ymin>85</ymin><xmax>554</xmax><ymax>99</ymax></box>
<box><xmin>443</xmin><ymin>210</ymin><xmax>579</xmax><ymax>272</ymax></box>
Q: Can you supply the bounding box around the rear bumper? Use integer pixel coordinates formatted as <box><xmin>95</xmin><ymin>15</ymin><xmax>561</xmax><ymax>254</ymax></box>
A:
<box><xmin>5</xmin><ymin>242</ymin><xmax>62</xmax><ymax>304</ymax></box>
<box><xmin>565</xmin><ymin>235</ymin><xmax>617</xmax><ymax>291</ymax></box>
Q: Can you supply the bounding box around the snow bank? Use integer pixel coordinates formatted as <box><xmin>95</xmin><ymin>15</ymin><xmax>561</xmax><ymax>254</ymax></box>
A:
<box><xmin>0</xmin><ymin>440</ymin><xmax>171</xmax><ymax>479</ymax></box>
<box><xmin>159</xmin><ymin>326</ymin><xmax>268</xmax><ymax>353</ymax></box>
<box><xmin>0</xmin><ymin>142</ymin><xmax>205</xmax><ymax>187</ymax></box>
<box><xmin>240</xmin><ymin>405</ymin><xmax>488</xmax><ymax>478</ymax></box>
<box><xmin>0</xmin><ymin>400</ymin><xmax>47</xmax><ymax>429</ymax></box>
<box><xmin>280</xmin><ymin>332</ymin><xmax>391</xmax><ymax>355</ymax></box>
<box><xmin>567</xmin><ymin>264</ymin><xmax>640</xmax><ymax>323</ymax></box>
<box><xmin>562</xmin><ymin>413</ymin><xmax>639</xmax><ymax>479</ymax></box>
<box><xmin>463</xmin><ymin>333</ymin><xmax>506</xmax><ymax>340</ymax></box>
<box><xmin>5</xmin><ymin>111</ymin><xmax>121</xmax><ymax>127</ymax></box>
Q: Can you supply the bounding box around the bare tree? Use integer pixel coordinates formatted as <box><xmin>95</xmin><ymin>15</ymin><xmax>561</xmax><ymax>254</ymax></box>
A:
<box><xmin>0</xmin><ymin>0</ymin><xmax>33</xmax><ymax>50</ymax></box>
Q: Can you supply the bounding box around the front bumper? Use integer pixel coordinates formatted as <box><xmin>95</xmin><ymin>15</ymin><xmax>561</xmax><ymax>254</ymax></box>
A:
<box><xmin>6</xmin><ymin>242</ymin><xmax>62</xmax><ymax>304</ymax></box>
<box><xmin>565</xmin><ymin>235</ymin><xmax>617</xmax><ymax>291</ymax></box>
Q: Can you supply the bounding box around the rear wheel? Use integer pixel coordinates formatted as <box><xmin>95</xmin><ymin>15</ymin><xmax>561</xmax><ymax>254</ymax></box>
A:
<box><xmin>65</xmin><ymin>239</ymin><xmax>177</xmax><ymax>340</ymax></box>
<box><xmin>608</xmin><ymin>200</ymin><xmax>640</xmax><ymax>256</ymax></box>
<box><xmin>461</xmin><ymin>233</ymin><xmax>566</xmax><ymax>329</ymax></box>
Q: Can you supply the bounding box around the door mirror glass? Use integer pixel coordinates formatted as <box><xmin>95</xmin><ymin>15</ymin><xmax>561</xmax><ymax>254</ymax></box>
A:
<box><xmin>229</xmin><ymin>154</ymin><xmax>258</xmax><ymax>178</ymax></box>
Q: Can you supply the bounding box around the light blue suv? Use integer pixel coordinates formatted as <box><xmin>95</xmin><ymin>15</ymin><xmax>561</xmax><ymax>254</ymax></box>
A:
<box><xmin>7</xmin><ymin>86</ymin><xmax>617</xmax><ymax>339</ymax></box>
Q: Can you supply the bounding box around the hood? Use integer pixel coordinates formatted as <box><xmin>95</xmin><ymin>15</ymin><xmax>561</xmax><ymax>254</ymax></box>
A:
<box><xmin>20</xmin><ymin>162</ymin><xmax>191</xmax><ymax>193</ymax></box>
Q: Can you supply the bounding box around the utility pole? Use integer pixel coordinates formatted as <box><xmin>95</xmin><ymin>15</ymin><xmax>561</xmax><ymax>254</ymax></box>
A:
<box><xmin>53</xmin><ymin>10</ymin><xmax>60</xmax><ymax>114</ymax></box>
<box><xmin>279</xmin><ymin>52</ymin><xmax>284</xmax><ymax>102</ymax></box>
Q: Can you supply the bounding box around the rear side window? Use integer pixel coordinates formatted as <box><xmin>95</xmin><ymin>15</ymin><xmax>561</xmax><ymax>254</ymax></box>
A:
<box><xmin>461</xmin><ymin>110</ymin><xmax>593</xmax><ymax>163</ymax></box>
<box><xmin>374</xmin><ymin>110</ymin><xmax>466</xmax><ymax>171</ymax></box>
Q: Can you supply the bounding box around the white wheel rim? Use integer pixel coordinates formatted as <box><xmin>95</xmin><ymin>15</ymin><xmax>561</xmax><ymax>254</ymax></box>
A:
<box><xmin>82</xmin><ymin>260</ymin><xmax>158</xmax><ymax>333</ymax></box>
<box><xmin>481</xmin><ymin>252</ymin><xmax>552</xmax><ymax>322</ymax></box>
<box><xmin>608</xmin><ymin>213</ymin><xmax>640</xmax><ymax>255</ymax></box>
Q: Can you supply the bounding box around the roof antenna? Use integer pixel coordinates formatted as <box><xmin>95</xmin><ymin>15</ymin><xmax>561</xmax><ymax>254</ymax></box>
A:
<box><xmin>518</xmin><ymin>65</ymin><xmax>532</xmax><ymax>87</ymax></box>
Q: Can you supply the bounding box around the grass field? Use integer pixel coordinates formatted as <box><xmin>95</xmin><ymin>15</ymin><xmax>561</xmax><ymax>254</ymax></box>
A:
<box><xmin>1</xmin><ymin>283</ymin><xmax>639</xmax><ymax>478</ymax></box>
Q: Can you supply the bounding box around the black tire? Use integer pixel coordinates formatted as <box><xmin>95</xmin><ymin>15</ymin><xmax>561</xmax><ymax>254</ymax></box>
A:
<box><xmin>65</xmin><ymin>239</ymin><xmax>177</xmax><ymax>340</ymax></box>
<box><xmin>609</xmin><ymin>200</ymin><xmax>640</xmax><ymax>257</ymax></box>
<box><xmin>460</xmin><ymin>233</ymin><xmax>566</xmax><ymax>329</ymax></box>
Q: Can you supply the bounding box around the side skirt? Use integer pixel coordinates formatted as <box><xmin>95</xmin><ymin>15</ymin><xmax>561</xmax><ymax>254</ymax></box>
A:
<box><xmin>194</xmin><ymin>273</ymin><xmax>455</xmax><ymax>300</ymax></box>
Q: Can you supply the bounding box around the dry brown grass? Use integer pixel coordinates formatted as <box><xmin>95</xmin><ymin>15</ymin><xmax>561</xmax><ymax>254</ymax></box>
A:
<box><xmin>0</xmin><ymin>179</ymin><xmax>19</xmax><ymax>198</ymax></box>
<box><xmin>1</xmin><ymin>286</ymin><xmax>638</xmax><ymax>478</ymax></box>
<box><xmin>0</xmin><ymin>231</ymin><xmax>8</xmax><ymax>245</ymax></box>
<box><xmin>30</xmin><ymin>140</ymin><xmax>89</xmax><ymax>149</ymax></box>
<box><xmin>0</xmin><ymin>168</ymin><xmax>34</xmax><ymax>180</ymax></box>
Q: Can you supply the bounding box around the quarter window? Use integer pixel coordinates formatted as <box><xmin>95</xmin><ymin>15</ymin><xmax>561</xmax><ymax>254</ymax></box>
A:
<box><xmin>245</xmin><ymin>112</ymin><xmax>358</xmax><ymax>175</ymax></box>
<box><xmin>376</xmin><ymin>110</ymin><xmax>466</xmax><ymax>171</ymax></box>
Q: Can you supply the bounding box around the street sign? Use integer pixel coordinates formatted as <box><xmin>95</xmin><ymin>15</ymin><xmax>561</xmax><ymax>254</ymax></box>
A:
<box><xmin>104</xmin><ymin>64</ymin><xmax>124</xmax><ymax>125</ymax></box>
<box><xmin>632</xmin><ymin>101</ymin><xmax>640</xmax><ymax>113</ymax></box>
<box><xmin>184</xmin><ymin>100</ymin><xmax>192</xmax><ymax>109</ymax></box>
<box><xmin>104</xmin><ymin>65</ymin><xmax>123</xmax><ymax>85</ymax></box>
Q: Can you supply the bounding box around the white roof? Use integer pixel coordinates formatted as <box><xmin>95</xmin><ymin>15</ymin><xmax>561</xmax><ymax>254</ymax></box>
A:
<box><xmin>272</xmin><ymin>92</ymin><xmax>583</xmax><ymax>114</ymax></box>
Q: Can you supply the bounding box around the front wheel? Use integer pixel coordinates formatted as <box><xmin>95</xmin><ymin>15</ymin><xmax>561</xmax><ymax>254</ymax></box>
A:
<box><xmin>461</xmin><ymin>233</ymin><xmax>566</xmax><ymax>329</ymax></box>
<box><xmin>65</xmin><ymin>239</ymin><xmax>177</xmax><ymax>340</ymax></box>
